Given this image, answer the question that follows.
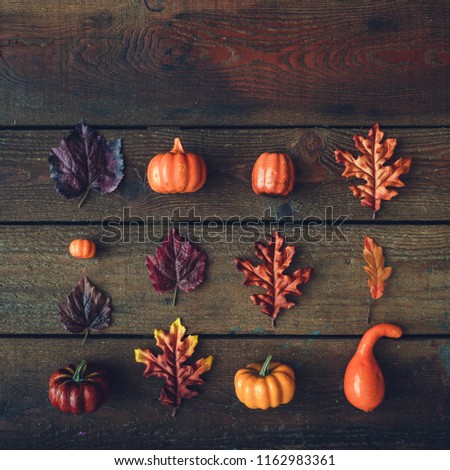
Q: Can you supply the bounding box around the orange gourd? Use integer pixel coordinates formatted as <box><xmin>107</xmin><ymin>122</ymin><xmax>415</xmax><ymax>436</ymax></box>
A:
<box><xmin>147</xmin><ymin>137</ymin><xmax>207</xmax><ymax>193</ymax></box>
<box><xmin>69</xmin><ymin>239</ymin><xmax>96</xmax><ymax>259</ymax></box>
<box><xmin>234</xmin><ymin>355</ymin><xmax>295</xmax><ymax>409</ymax></box>
<box><xmin>252</xmin><ymin>152</ymin><xmax>295</xmax><ymax>196</ymax></box>
<box><xmin>344</xmin><ymin>323</ymin><xmax>402</xmax><ymax>412</ymax></box>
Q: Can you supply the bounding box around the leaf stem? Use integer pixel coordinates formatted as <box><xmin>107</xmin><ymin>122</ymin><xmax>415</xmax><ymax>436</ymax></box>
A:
<box><xmin>271</xmin><ymin>317</ymin><xmax>276</xmax><ymax>328</ymax></box>
<box><xmin>372</xmin><ymin>210</ymin><xmax>376</xmax><ymax>220</ymax></box>
<box><xmin>259</xmin><ymin>355</ymin><xmax>273</xmax><ymax>377</ymax></box>
<box><xmin>78</xmin><ymin>187</ymin><xmax>91</xmax><ymax>208</ymax></box>
<box><xmin>172</xmin><ymin>285</ymin><xmax>178</xmax><ymax>307</ymax></box>
<box><xmin>171</xmin><ymin>406</ymin><xmax>179</xmax><ymax>417</ymax></box>
<box><xmin>81</xmin><ymin>329</ymin><xmax>89</xmax><ymax>346</ymax></box>
<box><xmin>367</xmin><ymin>298</ymin><xmax>372</xmax><ymax>324</ymax></box>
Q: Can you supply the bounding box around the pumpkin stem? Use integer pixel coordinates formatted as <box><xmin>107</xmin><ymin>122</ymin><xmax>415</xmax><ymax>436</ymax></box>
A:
<box><xmin>259</xmin><ymin>355</ymin><xmax>273</xmax><ymax>377</ymax></box>
<box><xmin>78</xmin><ymin>187</ymin><xmax>91</xmax><ymax>208</ymax></box>
<box><xmin>73</xmin><ymin>360</ymin><xmax>87</xmax><ymax>382</ymax></box>
<box><xmin>172</xmin><ymin>137</ymin><xmax>185</xmax><ymax>154</ymax></box>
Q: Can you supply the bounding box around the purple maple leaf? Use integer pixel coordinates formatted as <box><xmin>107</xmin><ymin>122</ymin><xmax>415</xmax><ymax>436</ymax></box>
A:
<box><xmin>58</xmin><ymin>277</ymin><xmax>113</xmax><ymax>342</ymax></box>
<box><xmin>145</xmin><ymin>228</ymin><xmax>207</xmax><ymax>304</ymax></box>
<box><xmin>49</xmin><ymin>119</ymin><xmax>124</xmax><ymax>205</ymax></box>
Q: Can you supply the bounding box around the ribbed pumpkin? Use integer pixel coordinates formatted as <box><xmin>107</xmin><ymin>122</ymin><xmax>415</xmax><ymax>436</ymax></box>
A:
<box><xmin>234</xmin><ymin>355</ymin><xmax>295</xmax><ymax>409</ymax></box>
<box><xmin>48</xmin><ymin>360</ymin><xmax>111</xmax><ymax>415</ymax></box>
<box><xmin>69</xmin><ymin>239</ymin><xmax>96</xmax><ymax>259</ymax></box>
<box><xmin>147</xmin><ymin>137</ymin><xmax>207</xmax><ymax>193</ymax></box>
<box><xmin>252</xmin><ymin>152</ymin><xmax>295</xmax><ymax>196</ymax></box>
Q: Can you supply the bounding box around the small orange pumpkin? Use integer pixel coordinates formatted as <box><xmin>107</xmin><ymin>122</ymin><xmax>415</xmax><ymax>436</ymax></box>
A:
<box><xmin>234</xmin><ymin>355</ymin><xmax>295</xmax><ymax>409</ymax></box>
<box><xmin>147</xmin><ymin>137</ymin><xmax>207</xmax><ymax>194</ymax></box>
<box><xmin>252</xmin><ymin>152</ymin><xmax>295</xmax><ymax>196</ymax></box>
<box><xmin>69</xmin><ymin>239</ymin><xmax>96</xmax><ymax>259</ymax></box>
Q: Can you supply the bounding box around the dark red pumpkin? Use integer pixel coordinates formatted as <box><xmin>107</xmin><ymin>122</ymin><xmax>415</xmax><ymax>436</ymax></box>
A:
<box><xmin>252</xmin><ymin>152</ymin><xmax>295</xmax><ymax>196</ymax></box>
<box><xmin>48</xmin><ymin>360</ymin><xmax>111</xmax><ymax>414</ymax></box>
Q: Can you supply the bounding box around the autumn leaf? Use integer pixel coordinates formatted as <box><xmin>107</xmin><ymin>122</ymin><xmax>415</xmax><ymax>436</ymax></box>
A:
<box><xmin>334</xmin><ymin>124</ymin><xmax>412</xmax><ymax>219</ymax></box>
<box><xmin>364</xmin><ymin>237</ymin><xmax>392</xmax><ymax>301</ymax></box>
<box><xmin>49</xmin><ymin>119</ymin><xmax>124</xmax><ymax>207</ymax></box>
<box><xmin>135</xmin><ymin>318</ymin><xmax>213</xmax><ymax>416</ymax></box>
<box><xmin>58</xmin><ymin>276</ymin><xmax>113</xmax><ymax>344</ymax></box>
<box><xmin>145</xmin><ymin>228</ymin><xmax>207</xmax><ymax>306</ymax></box>
<box><xmin>235</xmin><ymin>230</ymin><xmax>312</xmax><ymax>327</ymax></box>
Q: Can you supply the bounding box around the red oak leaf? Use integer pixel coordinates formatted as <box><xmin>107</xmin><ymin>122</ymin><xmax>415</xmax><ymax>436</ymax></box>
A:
<box><xmin>145</xmin><ymin>228</ymin><xmax>207</xmax><ymax>306</ymax></box>
<box><xmin>135</xmin><ymin>318</ymin><xmax>213</xmax><ymax>415</ymax></box>
<box><xmin>235</xmin><ymin>230</ymin><xmax>312</xmax><ymax>327</ymax></box>
<box><xmin>334</xmin><ymin>124</ymin><xmax>412</xmax><ymax>219</ymax></box>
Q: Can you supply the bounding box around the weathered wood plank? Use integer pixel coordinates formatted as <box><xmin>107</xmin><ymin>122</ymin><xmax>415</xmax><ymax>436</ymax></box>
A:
<box><xmin>1</xmin><ymin>225</ymin><xmax>448</xmax><ymax>335</ymax></box>
<box><xmin>1</xmin><ymin>0</ymin><xmax>449</xmax><ymax>126</ymax></box>
<box><xmin>0</xmin><ymin>337</ymin><xmax>448</xmax><ymax>449</ymax></box>
<box><xmin>1</xmin><ymin>127</ymin><xmax>449</xmax><ymax>222</ymax></box>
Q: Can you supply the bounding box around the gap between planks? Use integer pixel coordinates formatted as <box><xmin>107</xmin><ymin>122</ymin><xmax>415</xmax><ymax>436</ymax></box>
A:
<box><xmin>1</xmin><ymin>220</ymin><xmax>450</xmax><ymax>226</ymax></box>
<box><xmin>2</xmin><ymin>125</ymin><xmax>450</xmax><ymax>131</ymax></box>
<box><xmin>0</xmin><ymin>333</ymin><xmax>448</xmax><ymax>340</ymax></box>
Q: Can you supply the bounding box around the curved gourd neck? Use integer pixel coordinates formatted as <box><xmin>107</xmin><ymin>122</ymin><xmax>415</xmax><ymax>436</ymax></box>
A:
<box><xmin>357</xmin><ymin>323</ymin><xmax>402</xmax><ymax>356</ymax></box>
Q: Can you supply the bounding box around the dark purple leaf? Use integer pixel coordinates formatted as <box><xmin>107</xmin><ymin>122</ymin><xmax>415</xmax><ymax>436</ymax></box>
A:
<box><xmin>49</xmin><ymin>119</ymin><xmax>124</xmax><ymax>201</ymax></box>
<box><xmin>145</xmin><ymin>228</ymin><xmax>207</xmax><ymax>295</ymax></box>
<box><xmin>58</xmin><ymin>277</ymin><xmax>112</xmax><ymax>334</ymax></box>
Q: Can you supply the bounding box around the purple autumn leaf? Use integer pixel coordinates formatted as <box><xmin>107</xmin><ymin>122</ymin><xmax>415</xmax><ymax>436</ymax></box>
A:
<box><xmin>49</xmin><ymin>119</ymin><xmax>124</xmax><ymax>205</ymax></box>
<box><xmin>58</xmin><ymin>277</ymin><xmax>113</xmax><ymax>339</ymax></box>
<box><xmin>145</xmin><ymin>228</ymin><xmax>207</xmax><ymax>305</ymax></box>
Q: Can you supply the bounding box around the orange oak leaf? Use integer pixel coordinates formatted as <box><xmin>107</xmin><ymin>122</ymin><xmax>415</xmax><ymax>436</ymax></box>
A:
<box><xmin>364</xmin><ymin>236</ymin><xmax>392</xmax><ymax>300</ymax></box>
<box><xmin>135</xmin><ymin>318</ymin><xmax>213</xmax><ymax>416</ymax></box>
<box><xmin>235</xmin><ymin>230</ymin><xmax>312</xmax><ymax>327</ymax></box>
<box><xmin>335</xmin><ymin>124</ymin><xmax>412</xmax><ymax>219</ymax></box>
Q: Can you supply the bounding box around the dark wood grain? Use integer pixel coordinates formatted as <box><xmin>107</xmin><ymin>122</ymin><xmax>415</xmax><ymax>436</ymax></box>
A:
<box><xmin>1</xmin><ymin>0</ymin><xmax>449</xmax><ymax>126</ymax></box>
<box><xmin>1</xmin><ymin>225</ymin><xmax>448</xmax><ymax>336</ymax></box>
<box><xmin>1</xmin><ymin>0</ymin><xmax>449</xmax><ymax>453</ymax></box>
<box><xmin>0</xmin><ymin>337</ymin><xmax>448</xmax><ymax>449</ymax></box>
<box><xmin>1</xmin><ymin>127</ymin><xmax>449</xmax><ymax>222</ymax></box>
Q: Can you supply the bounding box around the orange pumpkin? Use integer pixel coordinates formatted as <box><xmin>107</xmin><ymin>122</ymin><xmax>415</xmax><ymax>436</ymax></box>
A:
<box><xmin>344</xmin><ymin>323</ymin><xmax>402</xmax><ymax>412</ymax></box>
<box><xmin>234</xmin><ymin>355</ymin><xmax>295</xmax><ymax>409</ymax></box>
<box><xmin>69</xmin><ymin>239</ymin><xmax>96</xmax><ymax>259</ymax></box>
<box><xmin>252</xmin><ymin>152</ymin><xmax>295</xmax><ymax>196</ymax></box>
<box><xmin>147</xmin><ymin>137</ymin><xmax>207</xmax><ymax>193</ymax></box>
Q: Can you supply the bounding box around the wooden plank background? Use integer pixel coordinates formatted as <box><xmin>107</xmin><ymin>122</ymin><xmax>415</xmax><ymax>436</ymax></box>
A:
<box><xmin>1</xmin><ymin>128</ymin><xmax>449</xmax><ymax>222</ymax></box>
<box><xmin>0</xmin><ymin>0</ymin><xmax>449</xmax><ymax>450</ymax></box>
<box><xmin>1</xmin><ymin>0</ymin><xmax>450</xmax><ymax>126</ymax></box>
<box><xmin>1</xmin><ymin>225</ymin><xmax>449</xmax><ymax>336</ymax></box>
<box><xmin>1</xmin><ymin>338</ymin><xmax>449</xmax><ymax>449</ymax></box>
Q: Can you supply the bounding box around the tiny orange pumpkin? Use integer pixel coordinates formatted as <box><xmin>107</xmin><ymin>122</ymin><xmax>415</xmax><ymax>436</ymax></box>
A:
<box><xmin>147</xmin><ymin>137</ymin><xmax>207</xmax><ymax>194</ymax></box>
<box><xmin>234</xmin><ymin>355</ymin><xmax>295</xmax><ymax>409</ymax></box>
<box><xmin>69</xmin><ymin>239</ymin><xmax>96</xmax><ymax>259</ymax></box>
<box><xmin>252</xmin><ymin>152</ymin><xmax>295</xmax><ymax>196</ymax></box>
